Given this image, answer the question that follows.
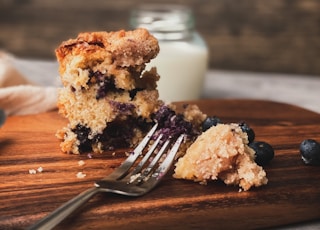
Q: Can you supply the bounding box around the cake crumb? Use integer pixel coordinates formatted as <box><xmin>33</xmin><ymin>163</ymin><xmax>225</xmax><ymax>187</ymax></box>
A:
<box><xmin>78</xmin><ymin>160</ymin><xmax>85</xmax><ymax>166</ymax></box>
<box><xmin>29</xmin><ymin>167</ymin><xmax>43</xmax><ymax>174</ymax></box>
<box><xmin>29</xmin><ymin>169</ymin><xmax>37</xmax><ymax>174</ymax></box>
<box><xmin>129</xmin><ymin>173</ymin><xmax>141</xmax><ymax>183</ymax></box>
<box><xmin>76</xmin><ymin>171</ymin><xmax>86</xmax><ymax>179</ymax></box>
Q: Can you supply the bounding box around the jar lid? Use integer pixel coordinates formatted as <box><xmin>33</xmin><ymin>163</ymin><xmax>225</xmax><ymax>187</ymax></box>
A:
<box><xmin>130</xmin><ymin>4</ymin><xmax>195</xmax><ymax>40</ymax></box>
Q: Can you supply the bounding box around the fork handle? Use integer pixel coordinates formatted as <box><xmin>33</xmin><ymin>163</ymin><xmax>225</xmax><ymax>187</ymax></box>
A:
<box><xmin>28</xmin><ymin>187</ymin><xmax>100</xmax><ymax>230</ymax></box>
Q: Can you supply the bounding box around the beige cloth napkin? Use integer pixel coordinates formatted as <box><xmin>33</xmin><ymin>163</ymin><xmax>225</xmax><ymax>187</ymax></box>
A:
<box><xmin>0</xmin><ymin>51</ymin><xmax>57</xmax><ymax>115</ymax></box>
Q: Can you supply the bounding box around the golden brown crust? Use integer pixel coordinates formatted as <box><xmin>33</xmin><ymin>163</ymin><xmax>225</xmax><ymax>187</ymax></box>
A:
<box><xmin>55</xmin><ymin>28</ymin><xmax>159</xmax><ymax>76</ymax></box>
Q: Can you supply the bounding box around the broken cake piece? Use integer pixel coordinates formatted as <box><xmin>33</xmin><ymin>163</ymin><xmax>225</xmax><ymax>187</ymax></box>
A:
<box><xmin>173</xmin><ymin>123</ymin><xmax>268</xmax><ymax>191</ymax></box>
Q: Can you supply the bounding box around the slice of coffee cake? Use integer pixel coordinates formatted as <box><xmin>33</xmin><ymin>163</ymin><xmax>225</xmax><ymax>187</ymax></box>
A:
<box><xmin>55</xmin><ymin>29</ymin><xmax>163</xmax><ymax>154</ymax></box>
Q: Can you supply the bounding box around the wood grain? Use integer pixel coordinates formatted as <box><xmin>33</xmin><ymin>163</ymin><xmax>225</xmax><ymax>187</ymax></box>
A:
<box><xmin>0</xmin><ymin>99</ymin><xmax>320</xmax><ymax>229</ymax></box>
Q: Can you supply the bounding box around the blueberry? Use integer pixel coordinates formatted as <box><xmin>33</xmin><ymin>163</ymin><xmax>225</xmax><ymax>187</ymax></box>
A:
<box><xmin>72</xmin><ymin>124</ymin><xmax>92</xmax><ymax>153</ymax></box>
<box><xmin>88</xmin><ymin>70</ymin><xmax>117</xmax><ymax>100</ymax></box>
<box><xmin>153</xmin><ymin>105</ymin><xmax>175</xmax><ymax>127</ymax></box>
<box><xmin>202</xmin><ymin>116</ymin><xmax>221</xmax><ymax>132</ymax></box>
<box><xmin>249</xmin><ymin>141</ymin><xmax>274</xmax><ymax>166</ymax></box>
<box><xmin>239</xmin><ymin>122</ymin><xmax>255</xmax><ymax>144</ymax></box>
<box><xmin>153</xmin><ymin>105</ymin><xmax>195</xmax><ymax>140</ymax></box>
<box><xmin>300</xmin><ymin>139</ymin><xmax>320</xmax><ymax>165</ymax></box>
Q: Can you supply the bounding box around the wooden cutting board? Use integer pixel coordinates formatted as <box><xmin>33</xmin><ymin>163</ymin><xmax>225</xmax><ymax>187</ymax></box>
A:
<box><xmin>1</xmin><ymin>99</ymin><xmax>320</xmax><ymax>230</ymax></box>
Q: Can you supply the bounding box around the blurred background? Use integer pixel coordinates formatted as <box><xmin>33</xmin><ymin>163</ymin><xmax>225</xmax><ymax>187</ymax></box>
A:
<box><xmin>1</xmin><ymin>0</ymin><xmax>320</xmax><ymax>76</ymax></box>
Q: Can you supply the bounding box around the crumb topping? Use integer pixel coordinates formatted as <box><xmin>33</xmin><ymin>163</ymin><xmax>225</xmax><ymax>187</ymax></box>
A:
<box><xmin>174</xmin><ymin>123</ymin><xmax>268</xmax><ymax>191</ymax></box>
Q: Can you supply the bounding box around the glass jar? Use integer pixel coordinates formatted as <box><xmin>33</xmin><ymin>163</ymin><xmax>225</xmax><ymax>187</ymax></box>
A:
<box><xmin>130</xmin><ymin>4</ymin><xmax>209</xmax><ymax>102</ymax></box>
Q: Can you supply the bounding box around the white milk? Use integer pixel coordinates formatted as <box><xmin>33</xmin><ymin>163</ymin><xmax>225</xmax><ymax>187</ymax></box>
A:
<box><xmin>148</xmin><ymin>34</ymin><xmax>208</xmax><ymax>102</ymax></box>
<box><xmin>130</xmin><ymin>4</ymin><xmax>209</xmax><ymax>102</ymax></box>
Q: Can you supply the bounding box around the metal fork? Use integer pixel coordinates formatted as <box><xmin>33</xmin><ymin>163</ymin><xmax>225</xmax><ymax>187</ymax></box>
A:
<box><xmin>28</xmin><ymin>123</ymin><xmax>184</xmax><ymax>230</ymax></box>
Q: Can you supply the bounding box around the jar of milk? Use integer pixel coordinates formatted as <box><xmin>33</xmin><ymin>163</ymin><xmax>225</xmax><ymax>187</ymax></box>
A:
<box><xmin>130</xmin><ymin>4</ymin><xmax>209</xmax><ymax>102</ymax></box>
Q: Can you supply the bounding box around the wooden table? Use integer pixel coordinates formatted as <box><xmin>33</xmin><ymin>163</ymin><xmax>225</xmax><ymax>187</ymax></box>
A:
<box><xmin>1</xmin><ymin>99</ymin><xmax>320</xmax><ymax>229</ymax></box>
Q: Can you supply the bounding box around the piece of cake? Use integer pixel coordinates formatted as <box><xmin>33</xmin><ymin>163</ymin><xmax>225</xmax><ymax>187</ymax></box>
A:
<box><xmin>173</xmin><ymin>123</ymin><xmax>268</xmax><ymax>191</ymax></box>
<box><xmin>55</xmin><ymin>28</ymin><xmax>205</xmax><ymax>154</ymax></box>
<box><xmin>55</xmin><ymin>29</ymin><xmax>163</xmax><ymax>154</ymax></box>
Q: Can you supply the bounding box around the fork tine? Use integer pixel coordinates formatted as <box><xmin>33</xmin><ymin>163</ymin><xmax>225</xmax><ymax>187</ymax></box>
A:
<box><xmin>129</xmin><ymin>133</ymin><xmax>163</xmax><ymax>177</ymax></box>
<box><xmin>133</xmin><ymin>134</ymin><xmax>185</xmax><ymax>186</ymax></box>
<box><xmin>130</xmin><ymin>137</ymin><xmax>171</xmax><ymax>184</ymax></box>
<box><xmin>151</xmin><ymin>134</ymin><xmax>184</xmax><ymax>181</ymax></box>
<box><xmin>106</xmin><ymin>123</ymin><xmax>158</xmax><ymax>180</ymax></box>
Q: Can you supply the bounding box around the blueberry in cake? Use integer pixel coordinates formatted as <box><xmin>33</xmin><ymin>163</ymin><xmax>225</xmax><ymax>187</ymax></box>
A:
<box><xmin>55</xmin><ymin>28</ymin><xmax>205</xmax><ymax>154</ymax></box>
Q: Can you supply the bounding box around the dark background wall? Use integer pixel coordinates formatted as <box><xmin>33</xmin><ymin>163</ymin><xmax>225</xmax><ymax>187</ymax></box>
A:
<box><xmin>1</xmin><ymin>0</ymin><xmax>319</xmax><ymax>75</ymax></box>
